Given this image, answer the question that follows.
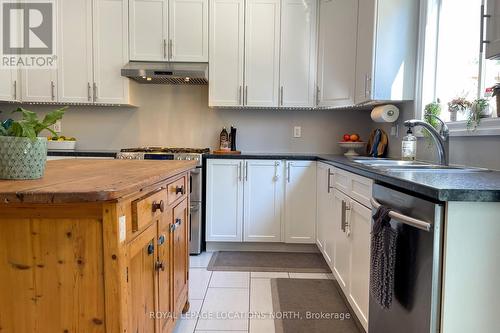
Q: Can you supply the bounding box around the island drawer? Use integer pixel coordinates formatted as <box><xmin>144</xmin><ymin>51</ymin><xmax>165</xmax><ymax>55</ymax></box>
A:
<box><xmin>167</xmin><ymin>175</ymin><xmax>187</xmax><ymax>205</ymax></box>
<box><xmin>132</xmin><ymin>188</ymin><xmax>168</xmax><ymax>233</ymax></box>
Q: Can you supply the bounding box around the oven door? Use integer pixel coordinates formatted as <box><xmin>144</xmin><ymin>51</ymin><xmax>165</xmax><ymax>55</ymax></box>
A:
<box><xmin>190</xmin><ymin>167</ymin><xmax>202</xmax><ymax>202</ymax></box>
<box><xmin>189</xmin><ymin>201</ymin><xmax>202</xmax><ymax>254</ymax></box>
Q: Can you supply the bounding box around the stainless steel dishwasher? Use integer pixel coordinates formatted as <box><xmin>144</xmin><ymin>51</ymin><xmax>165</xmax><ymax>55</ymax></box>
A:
<box><xmin>369</xmin><ymin>184</ymin><xmax>444</xmax><ymax>333</ymax></box>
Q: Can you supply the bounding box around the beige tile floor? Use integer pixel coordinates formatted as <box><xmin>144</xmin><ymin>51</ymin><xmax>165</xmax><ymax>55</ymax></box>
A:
<box><xmin>173</xmin><ymin>252</ymin><xmax>333</xmax><ymax>333</ymax></box>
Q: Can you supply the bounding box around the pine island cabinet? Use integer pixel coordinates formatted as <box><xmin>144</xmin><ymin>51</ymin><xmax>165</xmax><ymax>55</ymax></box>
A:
<box><xmin>0</xmin><ymin>159</ymin><xmax>195</xmax><ymax>333</ymax></box>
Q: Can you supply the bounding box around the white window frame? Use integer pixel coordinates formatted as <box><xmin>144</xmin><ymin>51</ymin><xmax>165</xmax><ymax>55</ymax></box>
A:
<box><xmin>416</xmin><ymin>0</ymin><xmax>500</xmax><ymax>136</ymax></box>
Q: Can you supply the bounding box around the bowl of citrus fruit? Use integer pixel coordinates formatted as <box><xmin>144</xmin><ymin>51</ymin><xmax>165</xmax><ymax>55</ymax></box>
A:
<box><xmin>47</xmin><ymin>135</ymin><xmax>77</xmax><ymax>150</ymax></box>
<box><xmin>338</xmin><ymin>133</ymin><xmax>365</xmax><ymax>156</ymax></box>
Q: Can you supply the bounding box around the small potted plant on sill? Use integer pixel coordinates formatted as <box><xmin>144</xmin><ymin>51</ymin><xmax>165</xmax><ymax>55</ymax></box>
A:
<box><xmin>0</xmin><ymin>107</ymin><xmax>67</xmax><ymax>180</ymax></box>
<box><xmin>447</xmin><ymin>97</ymin><xmax>471</xmax><ymax>122</ymax></box>
<box><xmin>467</xmin><ymin>98</ymin><xmax>490</xmax><ymax>131</ymax></box>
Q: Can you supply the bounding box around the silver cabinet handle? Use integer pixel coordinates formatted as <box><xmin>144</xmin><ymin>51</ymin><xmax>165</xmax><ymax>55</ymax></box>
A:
<box><xmin>51</xmin><ymin>81</ymin><xmax>55</xmax><ymax>101</ymax></box>
<box><xmin>341</xmin><ymin>200</ymin><xmax>346</xmax><ymax>232</ymax></box>
<box><xmin>370</xmin><ymin>198</ymin><xmax>432</xmax><ymax>232</ymax></box>
<box><xmin>286</xmin><ymin>162</ymin><xmax>291</xmax><ymax>183</ymax></box>
<box><xmin>245</xmin><ymin>161</ymin><xmax>248</xmax><ymax>181</ymax></box>
<box><xmin>93</xmin><ymin>83</ymin><xmax>97</xmax><ymax>102</ymax></box>
<box><xmin>245</xmin><ymin>86</ymin><xmax>248</xmax><ymax>105</ymax></box>
<box><xmin>316</xmin><ymin>85</ymin><xmax>320</xmax><ymax>106</ymax></box>
<box><xmin>238</xmin><ymin>161</ymin><xmax>242</xmax><ymax>181</ymax></box>
<box><xmin>341</xmin><ymin>200</ymin><xmax>351</xmax><ymax>234</ymax></box>
<box><xmin>169</xmin><ymin>39</ymin><xmax>173</xmax><ymax>60</ymax></box>
<box><xmin>327</xmin><ymin>168</ymin><xmax>334</xmax><ymax>193</ymax></box>
<box><xmin>274</xmin><ymin>161</ymin><xmax>280</xmax><ymax>181</ymax></box>
<box><xmin>13</xmin><ymin>80</ymin><xmax>17</xmax><ymax>100</ymax></box>
<box><xmin>239</xmin><ymin>86</ymin><xmax>242</xmax><ymax>105</ymax></box>
<box><xmin>365</xmin><ymin>74</ymin><xmax>371</xmax><ymax>98</ymax></box>
<box><xmin>163</xmin><ymin>39</ymin><xmax>167</xmax><ymax>59</ymax></box>
<box><xmin>280</xmin><ymin>86</ymin><xmax>284</xmax><ymax>106</ymax></box>
<box><xmin>87</xmin><ymin>82</ymin><xmax>91</xmax><ymax>101</ymax></box>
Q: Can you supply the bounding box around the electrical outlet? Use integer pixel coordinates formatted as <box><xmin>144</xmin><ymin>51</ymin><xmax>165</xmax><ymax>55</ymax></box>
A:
<box><xmin>293</xmin><ymin>126</ymin><xmax>302</xmax><ymax>138</ymax></box>
<box><xmin>390</xmin><ymin>124</ymin><xmax>399</xmax><ymax>137</ymax></box>
<box><xmin>53</xmin><ymin>120</ymin><xmax>62</xmax><ymax>133</ymax></box>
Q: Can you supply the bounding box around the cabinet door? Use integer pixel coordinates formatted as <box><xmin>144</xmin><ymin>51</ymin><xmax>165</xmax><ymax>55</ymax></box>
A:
<box><xmin>487</xmin><ymin>0</ymin><xmax>500</xmax><ymax>59</ymax></box>
<box><xmin>332</xmin><ymin>189</ymin><xmax>350</xmax><ymax>291</ymax></box>
<box><xmin>244</xmin><ymin>160</ymin><xmax>283</xmax><ymax>242</ymax></box>
<box><xmin>172</xmin><ymin>199</ymin><xmax>189</xmax><ymax>314</ymax></box>
<box><xmin>317</xmin><ymin>0</ymin><xmax>358</xmax><ymax>107</ymax></box>
<box><xmin>348</xmin><ymin>200</ymin><xmax>370</xmax><ymax>330</ymax></box>
<box><xmin>354</xmin><ymin>0</ymin><xmax>375</xmax><ymax>104</ymax></box>
<box><xmin>128</xmin><ymin>223</ymin><xmax>158</xmax><ymax>333</ymax></box>
<box><xmin>279</xmin><ymin>0</ymin><xmax>317</xmax><ymax>107</ymax></box>
<box><xmin>0</xmin><ymin>69</ymin><xmax>18</xmax><ymax>102</ymax></box>
<box><xmin>206</xmin><ymin>159</ymin><xmax>244</xmax><ymax>241</ymax></box>
<box><xmin>93</xmin><ymin>0</ymin><xmax>129</xmax><ymax>104</ymax></box>
<box><xmin>129</xmin><ymin>0</ymin><xmax>168</xmax><ymax>61</ymax></box>
<box><xmin>284</xmin><ymin>161</ymin><xmax>317</xmax><ymax>243</ymax></box>
<box><xmin>244</xmin><ymin>0</ymin><xmax>281</xmax><ymax>107</ymax></box>
<box><xmin>157</xmin><ymin>212</ymin><xmax>174</xmax><ymax>333</ymax></box>
<box><xmin>21</xmin><ymin>69</ymin><xmax>57</xmax><ymax>102</ymax></box>
<box><xmin>208</xmin><ymin>0</ymin><xmax>245</xmax><ymax>107</ymax></box>
<box><xmin>169</xmin><ymin>0</ymin><xmax>208</xmax><ymax>62</ymax></box>
<box><xmin>58</xmin><ymin>0</ymin><xmax>94</xmax><ymax>103</ymax></box>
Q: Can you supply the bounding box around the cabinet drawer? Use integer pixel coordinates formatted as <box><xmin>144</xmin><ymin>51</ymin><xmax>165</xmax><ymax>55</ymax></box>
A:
<box><xmin>350</xmin><ymin>174</ymin><xmax>373</xmax><ymax>208</ymax></box>
<box><xmin>333</xmin><ymin>168</ymin><xmax>350</xmax><ymax>195</ymax></box>
<box><xmin>132</xmin><ymin>189</ymin><xmax>168</xmax><ymax>234</ymax></box>
<box><xmin>167</xmin><ymin>176</ymin><xmax>187</xmax><ymax>205</ymax></box>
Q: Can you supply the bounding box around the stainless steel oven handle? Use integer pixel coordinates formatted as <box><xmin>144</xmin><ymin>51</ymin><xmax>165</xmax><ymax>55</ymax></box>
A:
<box><xmin>370</xmin><ymin>198</ymin><xmax>432</xmax><ymax>232</ymax></box>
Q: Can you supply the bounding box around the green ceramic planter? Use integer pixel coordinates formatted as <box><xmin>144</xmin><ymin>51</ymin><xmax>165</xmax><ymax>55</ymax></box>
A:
<box><xmin>0</xmin><ymin>136</ymin><xmax>48</xmax><ymax>180</ymax></box>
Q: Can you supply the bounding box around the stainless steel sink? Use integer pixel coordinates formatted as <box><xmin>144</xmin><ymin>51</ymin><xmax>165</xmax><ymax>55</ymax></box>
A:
<box><xmin>351</xmin><ymin>158</ymin><xmax>487</xmax><ymax>173</ymax></box>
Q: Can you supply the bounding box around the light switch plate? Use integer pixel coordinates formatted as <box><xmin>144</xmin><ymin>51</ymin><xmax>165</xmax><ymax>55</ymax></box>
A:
<box><xmin>294</xmin><ymin>126</ymin><xmax>302</xmax><ymax>138</ymax></box>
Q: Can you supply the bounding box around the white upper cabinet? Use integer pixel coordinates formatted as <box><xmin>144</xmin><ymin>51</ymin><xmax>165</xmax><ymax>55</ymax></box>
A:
<box><xmin>21</xmin><ymin>70</ymin><xmax>58</xmax><ymax>103</ymax></box>
<box><xmin>58</xmin><ymin>0</ymin><xmax>94</xmax><ymax>103</ymax></box>
<box><xmin>208</xmin><ymin>0</ymin><xmax>245</xmax><ymax>107</ymax></box>
<box><xmin>486</xmin><ymin>0</ymin><xmax>500</xmax><ymax>59</ymax></box>
<box><xmin>317</xmin><ymin>0</ymin><xmax>357</xmax><ymax>107</ymax></box>
<box><xmin>284</xmin><ymin>161</ymin><xmax>317</xmax><ymax>244</ymax></box>
<box><xmin>206</xmin><ymin>159</ymin><xmax>244</xmax><ymax>242</ymax></box>
<box><xmin>279</xmin><ymin>0</ymin><xmax>317</xmax><ymax>107</ymax></box>
<box><xmin>129</xmin><ymin>0</ymin><xmax>208</xmax><ymax>62</ymax></box>
<box><xmin>243</xmin><ymin>160</ymin><xmax>283</xmax><ymax>242</ymax></box>
<box><xmin>93</xmin><ymin>0</ymin><xmax>130</xmax><ymax>104</ymax></box>
<box><xmin>169</xmin><ymin>0</ymin><xmax>209</xmax><ymax>62</ymax></box>
<box><xmin>0</xmin><ymin>69</ymin><xmax>19</xmax><ymax>102</ymax></box>
<box><xmin>244</xmin><ymin>0</ymin><xmax>281</xmax><ymax>107</ymax></box>
<box><xmin>129</xmin><ymin>0</ymin><xmax>168</xmax><ymax>61</ymax></box>
<box><xmin>354</xmin><ymin>0</ymin><xmax>418</xmax><ymax>104</ymax></box>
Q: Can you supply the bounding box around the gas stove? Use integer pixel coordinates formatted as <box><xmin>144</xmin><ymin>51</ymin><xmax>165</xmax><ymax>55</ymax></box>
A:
<box><xmin>115</xmin><ymin>147</ymin><xmax>210</xmax><ymax>166</ymax></box>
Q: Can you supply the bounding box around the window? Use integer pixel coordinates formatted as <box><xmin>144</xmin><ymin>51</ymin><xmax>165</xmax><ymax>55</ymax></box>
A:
<box><xmin>421</xmin><ymin>0</ymin><xmax>500</xmax><ymax>126</ymax></box>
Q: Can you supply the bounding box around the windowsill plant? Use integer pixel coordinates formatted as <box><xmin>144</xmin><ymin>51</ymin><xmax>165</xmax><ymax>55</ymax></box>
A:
<box><xmin>447</xmin><ymin>97</ymin><xmax>471</xmax><ymax>122</ymax></box>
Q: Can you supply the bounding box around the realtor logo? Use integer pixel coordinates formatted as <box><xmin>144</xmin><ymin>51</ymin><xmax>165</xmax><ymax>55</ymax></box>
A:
<box><xmin>1</xmin><ymin>0</ymin><xmax>56</xmax><ymax>68</ymax></box>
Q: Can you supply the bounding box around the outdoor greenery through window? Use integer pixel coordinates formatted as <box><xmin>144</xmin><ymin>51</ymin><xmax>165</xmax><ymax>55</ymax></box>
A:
<box><xmin>434</xmin><ymin>0</ymin><xmax>500</xmax><ymax>122</ymax></box>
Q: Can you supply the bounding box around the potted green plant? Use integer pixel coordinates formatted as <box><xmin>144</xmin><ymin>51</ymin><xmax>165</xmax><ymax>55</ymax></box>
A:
<box><xmin>0</xmin><ymin>107</ymin><xmax>66</xmax><ymax>179</ymax></box>
<box><xmin>467</xmin><ymin>98</ymin><xmax>490</xmax><ymax>131</ymax></box>
<box><xmin>447</xmin><ymin>97</ymin><xmax>471</xmax><ymax>122</ymax></box>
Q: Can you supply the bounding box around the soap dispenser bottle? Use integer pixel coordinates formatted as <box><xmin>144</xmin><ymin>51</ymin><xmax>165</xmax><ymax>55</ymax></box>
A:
<box><xmin>401</xmin><ymin>127</ymin><xmax>417</xmax><ymax>161</ymax></box>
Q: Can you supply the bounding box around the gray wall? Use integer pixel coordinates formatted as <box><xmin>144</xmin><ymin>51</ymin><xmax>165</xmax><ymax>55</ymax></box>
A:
<box><xmin>0</xmin><ymin>84</ymin><xmax>374</xmax><ymax>154</ymax></box>
<box><xmin>376</xmin><ymin>102</ymin><xmax>500</xmax><ymax>170</ymax></box>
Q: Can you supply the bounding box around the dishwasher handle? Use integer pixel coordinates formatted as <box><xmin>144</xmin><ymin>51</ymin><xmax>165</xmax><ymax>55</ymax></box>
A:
<box><xmin>370</xmin><ymin>197</ymin><xmax>433</xmax><ymax>232</ymax></box>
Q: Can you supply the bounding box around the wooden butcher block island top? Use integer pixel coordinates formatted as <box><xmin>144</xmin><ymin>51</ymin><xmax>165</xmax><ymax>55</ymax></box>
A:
<box><xmin>0</xmin><ymin>159</ymin><xmax>196</xmax><ymax>333</ymax></box>
<box><xmin>0</xmin><ymin>159</ymin><xmax>197</xmax><ymax>204</ymax></box>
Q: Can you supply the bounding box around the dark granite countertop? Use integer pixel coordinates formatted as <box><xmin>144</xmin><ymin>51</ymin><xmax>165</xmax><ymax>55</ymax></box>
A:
<box><xmin>204</xmin><ymin>153</ymin><xmax>317</xmax><ymax>161</ymax></box>
<box><xmin>205</xmin><ymin>153</ymin><xmax>500</xmax><ymax>202</ymax></box>
<box><xmin>48</xmin><ymin>150</ymin><xmax>117</xmax><ymax>158</ymax></box>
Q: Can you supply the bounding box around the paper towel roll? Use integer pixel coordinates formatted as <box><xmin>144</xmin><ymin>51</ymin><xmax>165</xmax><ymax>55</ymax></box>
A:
<box><xmin>371</xmin><ymin>105</ymin><xmax>400</xmax><ymax>123</ymax></box>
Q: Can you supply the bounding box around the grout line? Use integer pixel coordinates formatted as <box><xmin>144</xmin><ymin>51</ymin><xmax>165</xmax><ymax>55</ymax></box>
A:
<box><xmin>248</xmin><ymin>272</ymin><xmax>252</xmax><ymax>333</ymax></box>
<box><xmin>193</xmin><ymin>269</ymin><xmax>213</xmax><ymax>332</ymax></box>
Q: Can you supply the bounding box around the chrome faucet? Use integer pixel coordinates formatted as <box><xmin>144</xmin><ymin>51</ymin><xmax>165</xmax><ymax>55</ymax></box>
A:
<box><xmin>403</xmin><ymin>115</ymin><xmax>449</xmax><ymax>166</ymax></box>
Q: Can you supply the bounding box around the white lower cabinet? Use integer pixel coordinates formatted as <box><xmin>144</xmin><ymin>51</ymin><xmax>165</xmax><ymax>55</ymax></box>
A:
<box><xmin>284</xmin><ymin>161</ymin><xmax>317</xmax><ymax>243</ymax></box>
<box><xmin>316</xmin><ymin>162</ymin><xmax>334</xmax><ymax>265</ymax></box>
<box><xmin>244</xmin><ymin>160</ymin><xmax>283</xmax><ymax>242</ymax></box>
<box><xmin>328</xmin><ymin>168</ymin><xmax>371</xmax><ymax>332</ymax></box>
<box><xmin>206</xmin><ymin>159</ymin><xmax>316</xmax><ymax>244</ymax></box>
<box><xmin>206</xmin><ymin>159</ymin><xmax>244</xmax><ymax>242</ymax></box>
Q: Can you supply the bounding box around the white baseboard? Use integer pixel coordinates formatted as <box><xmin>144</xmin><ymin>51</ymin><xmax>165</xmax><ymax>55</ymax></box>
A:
<box><xmin>206</xmin><ymin>242</ymin><xmax>320</xmax><ymax>253</ymax></box>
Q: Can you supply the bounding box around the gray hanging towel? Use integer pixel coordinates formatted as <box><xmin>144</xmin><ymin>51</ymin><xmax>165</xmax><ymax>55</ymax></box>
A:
<box><xmin>370</xmin><ymin>205</ymin><xmax>398</xmax><ymax>310</ymax></box>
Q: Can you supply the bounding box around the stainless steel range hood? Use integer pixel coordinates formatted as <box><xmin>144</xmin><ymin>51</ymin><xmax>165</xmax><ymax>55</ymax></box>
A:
<box><xmin>121</xmin><ymin>62</ymin><xmax>208</xmax><ymax>85</ymax></box>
